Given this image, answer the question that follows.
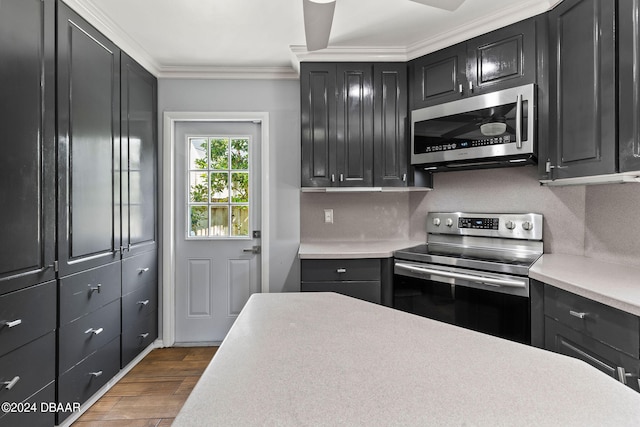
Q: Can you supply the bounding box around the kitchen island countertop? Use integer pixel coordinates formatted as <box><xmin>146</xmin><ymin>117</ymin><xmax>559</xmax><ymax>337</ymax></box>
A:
<box><xmin>173</xmin><ymin>292</ymin><xmax>640</xmax><ymax>426</ymax></box>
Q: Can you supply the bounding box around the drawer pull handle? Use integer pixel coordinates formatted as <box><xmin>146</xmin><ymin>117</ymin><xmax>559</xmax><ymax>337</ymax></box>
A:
<box><xmin>617</xmin><ymin>367</ymin><xmax>635</xmax><ymax>385</ymax></box>
<box><xmin>137</xmin><ymin>268</ymin><xmax>150</xmax><ymax>274</ymax></box>
<box><xmin>336</xmin><ymin>268</ymin><xmax>347</xmax><ymax>274</ymax></box>
<box><xmin>139</xmin><ymin>332</ymin><xmax>150</xmax><ymax>339</ymax></box>
<box><xmin>137</xmin><ymin>300</ymin><xmax>150</xmax><ymax>306</ymax></box>
<box><xmin>569</xmin><ymin>310</ymin><xmax>588</xmax><ymax>319</ymax></box>
<box><xmin>3</xmin><ymin>319</ymin><xmax>22</xmax><ymax>328</ymax></box>
<box><xmin>88</xmin><ymin>284</ymin><xmax>102</xmax><ymax>293</ymax></box>
<box><xmin>85</xmin><ymin>327</ymin><xmax>104</xmax><ymax>335</ymax></box>
<box><xmin>3</xmin><ymin>376</ymin><xmax>20</xmax><ymax>390</ymax></box>
<box><xmin>88</xmin><ymin>371</ymin><xmax>103</xmax><ymax>378</ymax></box>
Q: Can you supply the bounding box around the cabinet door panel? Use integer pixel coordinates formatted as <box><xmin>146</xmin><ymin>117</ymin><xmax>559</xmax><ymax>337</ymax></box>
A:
<box><xmin>336</xmin><ymin>64</ymin><xmax>373</xmax><ymax>186</ymax></box>
<box><xmin>121</xmin><ymin>53</ymin><xmax>158</xmax><ymax>257</ymax></box>
<box><xmin>374</xmin><ymin>63</ymin><xmax>408</xmax><ymax>187</ymax></box>
<box><xmin>0</xmin><ymin>0</ymin><xmax>55</xmax><ymax>294</ymax></box>
<box><xmin>57</xmin><ymin>3</ymin><xmax>121</xmax><ymax>275</ymax></box>
<box><xmin>301</xmin><ymin>63</ymin><xmax>336</xmax><ymax>187</ymax></box>
<box><xmin>618</xmin><ymin>0</ymin><xmax>640</xmax><ymax>172</ymax></box>
<box><xmin>411</xmin><ymin>43</ymin><xmax>466</xmax><ymax>108</ymax></box>
<box><xmin>468</xmin><ymin>17</ymin><xmax>536</xmax><ymax>93</ymax></box>
<box><xmin>548</xmin><ymin>0</ymin><xmax>616</xmax><ymax>178</ymax></box>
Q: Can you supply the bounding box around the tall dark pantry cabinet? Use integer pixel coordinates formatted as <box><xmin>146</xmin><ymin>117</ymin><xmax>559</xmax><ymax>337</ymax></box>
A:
<box><xmin>0</xmin><ymin>1</ymin><xmax>158</xmax><ymax>425</ymax></box>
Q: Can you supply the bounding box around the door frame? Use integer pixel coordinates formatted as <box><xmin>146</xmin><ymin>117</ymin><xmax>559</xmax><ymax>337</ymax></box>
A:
<box><xmin>162</xmin><ymin>111</ymin><xmax>270</xmax><ymax>346</ymax></box>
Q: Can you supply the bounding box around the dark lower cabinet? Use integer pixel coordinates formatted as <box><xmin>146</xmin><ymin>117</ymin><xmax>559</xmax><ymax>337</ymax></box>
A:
<box><xmin>300</xmin><ymin>258</ymin><xmax>394</xmax><ymax>305</ymax></box>
<box><xmin>0</xmin><ymin>0</ymin><xmax>56</xmax><ymax>295</ymax></box>
<box><xmin>534</xmin><ymin>280</ymin><xmax>640</xmax><ymax>393</ymax></box>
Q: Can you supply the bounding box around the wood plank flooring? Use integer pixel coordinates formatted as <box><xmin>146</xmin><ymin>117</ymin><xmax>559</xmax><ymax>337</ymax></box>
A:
<box><xmin>72</xmin><ymin>346</ymin><xmax>218</xmax><ymax>427</ymax></box>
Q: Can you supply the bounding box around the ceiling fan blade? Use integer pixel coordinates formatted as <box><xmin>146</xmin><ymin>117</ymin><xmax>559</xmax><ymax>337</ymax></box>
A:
<box><xmin>408</xmin><ymin>0</ymin><xmax>465</xmax><ymax>12</ymax></box>
<box><xmin>303</xmin><ymin>0</ymin><xmax>336</xmax><ymax>51</ymax></box>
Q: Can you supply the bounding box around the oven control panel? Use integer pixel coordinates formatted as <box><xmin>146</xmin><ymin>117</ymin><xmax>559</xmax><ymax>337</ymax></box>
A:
<box><xmin>458</xmin><ymin>217</ymin><xmax>499</xmax><ymax>230</ymax></box>
<box><xmin>427</xmin><ymin>212</ymin><xmax>543</xmax><ymax>240</ymax></box>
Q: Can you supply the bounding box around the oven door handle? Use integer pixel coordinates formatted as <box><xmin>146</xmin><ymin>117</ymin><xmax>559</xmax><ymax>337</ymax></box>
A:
<box><xmin>395</xmin><ymin>263</ymin><xmax>527</xmax><ymax>288</ymax></box>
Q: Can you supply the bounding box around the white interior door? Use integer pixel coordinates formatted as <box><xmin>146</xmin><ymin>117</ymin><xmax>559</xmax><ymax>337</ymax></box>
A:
<box><xmin>174</xmin><ymin>121</ymin><xmax>261</xmax><ymax>344</ymax></box>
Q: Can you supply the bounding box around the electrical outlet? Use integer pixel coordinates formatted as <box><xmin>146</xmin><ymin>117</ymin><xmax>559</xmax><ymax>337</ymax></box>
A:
<box><xmin>324</xmin><ymin>209</ymin><xmax>334</xmax><ymax>224</ymax></box>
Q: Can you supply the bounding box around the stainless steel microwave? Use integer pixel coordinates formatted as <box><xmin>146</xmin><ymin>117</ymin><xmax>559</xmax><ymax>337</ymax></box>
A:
<box><xmin>411</xmin><ymin>83</ymin><xmax>536</xmax><ymax>171</ymax></box>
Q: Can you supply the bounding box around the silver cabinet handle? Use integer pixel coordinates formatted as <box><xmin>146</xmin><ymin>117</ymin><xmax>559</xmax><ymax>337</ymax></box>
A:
<box><xmin>569</xmin><ymin>310</ymin><xmax>588</xmax><ymax>319</ymax></box>
<box><xmin>331</xmin><ymin>174</ymin><xmax>336</xmax><ymax>182</ymax></box>
<box><xmin>458</xmin><ymin>84</ymin><xmax>463</xmax><ymax>94</ymax></box>
<box><xmin>139</xmin><ymin>333</ymin><xmax>150</xmax><ymax>339</ymax></box>
<box><xmin>394</xmin><ymin>263</ymin><xmax>526</xmax><ymax>288</ymax></box>
<box><xmin>339</xmin><ymin>174</ymin><xmax>344</xmax><ymax>182</ymax></box>
<box><xmin>4</xmin><ymin>319</ymin><xmax>22</xmax><ymax>328</ymax></box>
<box><xmin>85</xmin><ymin>327</ymin><xmax>104</xmax><ymax>335</ymax></box>
<box><xmin>88</xmin><ymin>371</ymin><xmax>103</xmax><ymax>378</ymax></box>
<box><xmin>137</xmin><ymin>300</ymin><xmax>150</xmax><ymax>306</ymax></box>
<box><xmin>617</xmin><ymin>367</ymin><xmax>635</xmax><ymax>385</ymax></box>
<box><xmin>3</xmin><ymin>376</ymin><xmax>20</xmax><ymax>390</ymax></box>
<box><xmin>469</xmin><ymin>81</ymin><xmax>474</xmax><ymax>93</ymax></box>
<box><xmin>137</xmin><ymin>267</ymin><xmax>150</xmax><ymax>274</ymax></box>
<box><xmin>402</xmin><ymin>173</ymin><xmax>407</xmax><ymax>182</ymax></box>
<box><xmin>515</xmin><ymin>93</ymin><xmax>523</xmax><ymax>149</ymax></box>
<box><xmin>88</xmin><ymin>284</ymin><xmax>102</xmax><ymax>293</ymax></box>
<box><xmin>336</xmin><ymin>268</ymin><xmax>347</xmax><ymax>273</ymax></box>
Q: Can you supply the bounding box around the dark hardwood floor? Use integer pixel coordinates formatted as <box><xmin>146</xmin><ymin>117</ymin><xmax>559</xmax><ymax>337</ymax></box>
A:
<box><xmin>72</xmin><ymin>346</ymin><xmax>218</xmax><ymax>426</ymax></box>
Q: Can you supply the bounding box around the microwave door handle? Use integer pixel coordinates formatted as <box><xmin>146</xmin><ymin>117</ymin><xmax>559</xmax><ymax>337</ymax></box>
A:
<box><xmin>395</xmin><ymin>263</ymin><xmax>526</xmax><ymax>288</ymax></box>
<box><xmin>515</xmin><ymin>93</ymin><xmax>523</xmax><ymax>149</ymax></box>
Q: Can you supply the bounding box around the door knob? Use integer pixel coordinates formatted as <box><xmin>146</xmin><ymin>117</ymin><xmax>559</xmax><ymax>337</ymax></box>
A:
<box><xmin>242</xmin><ymin>245</ymin><xmax>261</xmax><ymax>254</ymax></box>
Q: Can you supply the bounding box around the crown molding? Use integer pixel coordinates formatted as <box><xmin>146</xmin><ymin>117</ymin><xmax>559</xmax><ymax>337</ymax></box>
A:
<box><xmin>290</xmin><ymin>0</ymin><xmax>555</xmax><ymax>71</ymax></box>
<box><xmin>156</xmin><ymin>66</ymin><xmax>299</xmax><ymax>80</ymax></box>
<box><xmin>61</xmin><ymin>0</ymin><xmax>161</xmax><ymax>76</ymax></box>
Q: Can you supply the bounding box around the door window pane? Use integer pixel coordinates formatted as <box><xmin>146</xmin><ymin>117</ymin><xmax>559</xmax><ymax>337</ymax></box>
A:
<box><xmin>187</xmin><ymin>135</ymin><xmax>251</xmax><ymax>239</ymax></box>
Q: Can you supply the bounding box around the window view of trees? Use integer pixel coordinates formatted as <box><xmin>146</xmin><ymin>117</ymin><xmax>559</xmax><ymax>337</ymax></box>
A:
<box><xmin>188</xmin><ymin>137</ymin><xmax>249</xmax><ymax>237</ymax></box>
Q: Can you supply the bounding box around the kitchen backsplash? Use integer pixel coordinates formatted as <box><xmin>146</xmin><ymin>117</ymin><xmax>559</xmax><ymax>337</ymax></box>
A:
<box><xmin>301</xmin><ymin>166</ymin><xmax>640</xmax><ymax>268</ymax></box>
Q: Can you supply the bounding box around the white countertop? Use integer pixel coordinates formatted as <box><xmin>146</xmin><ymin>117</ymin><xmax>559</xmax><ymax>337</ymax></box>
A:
<box><xmin>530</xmin><ymin>254</ymin><xmax>640</xmax><ymax>317</ymax></box>
<box><xmin>174</xmin><ymin>292</ymin><xmax>640</xmax><ymax>426</ymax></box>
<box><xmin>298</xmin><ymin>240</ymin><xmax>422</xmax><ymax>259</ymax></box>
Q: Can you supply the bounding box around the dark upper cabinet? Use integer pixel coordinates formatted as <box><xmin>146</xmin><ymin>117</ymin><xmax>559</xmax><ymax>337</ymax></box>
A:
<box><xmin>373</xmin><ymin>63</ymin><xmax>409</xmax><ymax>187</ymax></box>
<box><xmin>410</xmin><ymin>17</ymin><xmax>538</xmax><ymax>110</ymax></box>
<box><xmin>57</xmin><ymin>3</ymin><xmax>121</xmax><ymax>276</ymax></box>
<box><xmin>120</xmin><ymin>53</ymin><xmax>158</xmax><ymax>258</ymax></box>
<box><xmin>618</xmin><ymin>0</ymin><xmax>640</xmax><ymax>173</ymax></box>
<box><xmin>410</xmin><ymin>43</ymin><xmax>467</xmax><ymax>108</ymax></box>
<box><xmin>300</xmin><ymin>63</ymin><xmax>337</xmax><ymax>187</ymax></box>
<box><xmin>545</xmin><ymin>0</ymin><xmax>616</xmax><ymax>179</ymax></box>
<box><xmin>336</xmin><ymin>63</ymin><xmax>374</xmax><ymax>187</ymax></box>
<box><xmin>0</xmin><ymin>0</ymin><xmax>56</xmax><ymax>295</ymax></box>
<box><xmin>301</xmin><ymin>62</ymin><xmax>419</xmax><ymax>188</ymax></box>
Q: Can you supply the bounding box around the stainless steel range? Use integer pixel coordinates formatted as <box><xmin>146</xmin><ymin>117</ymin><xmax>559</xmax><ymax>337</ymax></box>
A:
<box><xmin>393</xmin><ymin>212</ymin><xmax>543</xmax><ymax>344</ymax></box>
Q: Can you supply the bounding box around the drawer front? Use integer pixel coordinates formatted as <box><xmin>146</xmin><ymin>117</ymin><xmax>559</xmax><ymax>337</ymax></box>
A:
<box><xmin>122</xmin><ymin>250</ymin><xmax>157</xmax><ymax>295</ymax></box>
<box><xmin>301</xmin><ymin>281</ymin><xmax>381</xmax><ymax>304</ymax></box>
<box><xmin>546</xmin><ymin>318</ymin><xmax>640</xmax><ymax>392</ymax></box>
<box><xmin>0</xmin><ymin>332</ymin><xmax>55</xmax><ymax>407</ymax></box>
<box><xmin>301</xmin><ymin>259</ymin><xmax>381</xmax><ymax>282</ymax></box>
<box><xmin>0</xmin><ymin>381</ymin><xmax>55</xmax><ymax>427</ymax></box>
<box><xmin>58</xmin><ymin>299</ymin><xmax>121</xmax><ymax>373</ymax></box>
<box><xmin>57</xmin><ymin>336</ymin><xmax>120</xmax><ymax>424</ymax></box>
<box><xmin>121</xmin><ymin>310</ymin><xmax>157</xmax><ymax>367</ymax></box>
<box><xmin>544</xmin><ymin>286</ymin><xmax>640</xmax><ymax>358</ymax></box>
<box><xmin>122</xmin><ymin>279</ymin><xmax>157</xmax><ymax>327</ymax></box>
<box><xmin>0</xmin><ymin>280</ymin><xmax>56</xmax><ymax>357</ymax></box>
<box><xmin>59</xmin><ymin>261</ymin><xmax>121</xmax><ymax>324</ymax></box>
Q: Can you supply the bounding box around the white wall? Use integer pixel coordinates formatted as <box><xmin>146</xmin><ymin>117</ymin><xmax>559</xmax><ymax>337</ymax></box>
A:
<box><xmin>157</xmin><ymin>79</ymin><xmax>301</xmax><ymax>323</ymax></box>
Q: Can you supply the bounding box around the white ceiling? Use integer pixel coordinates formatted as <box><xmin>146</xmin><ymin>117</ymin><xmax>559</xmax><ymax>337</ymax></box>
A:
<box><xmin>62</xmin><ymin>0</ymin><xmax>557</xmax><ymax>79</ymax></box>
